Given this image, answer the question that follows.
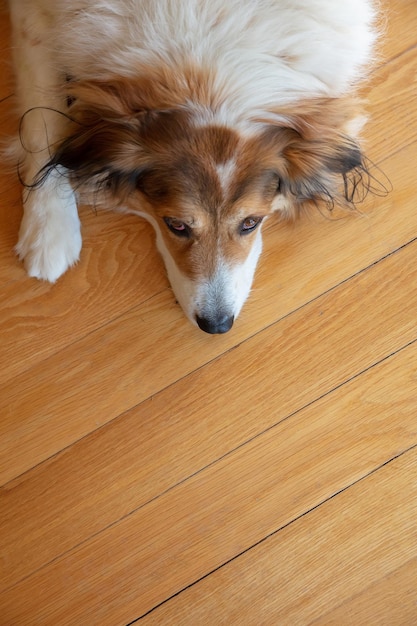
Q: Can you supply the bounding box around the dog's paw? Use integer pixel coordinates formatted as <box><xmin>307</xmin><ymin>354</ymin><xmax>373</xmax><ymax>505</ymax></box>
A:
<box><xmin>16</xmin><ymin>179</ymin><xmax>82</xmax><ymax>283</ymax></box>
<box><xmin>16</xmin><ymin>212</ymin><xmax>82</xmax><ymax>283</ymax></box>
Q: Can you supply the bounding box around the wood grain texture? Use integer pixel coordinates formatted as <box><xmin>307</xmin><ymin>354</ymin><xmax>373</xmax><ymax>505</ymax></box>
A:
<box><xmin>140</xmin><ymin>450</ymin><xmax>417</xmax><ymax>626</ymax></box>
<box><xmin>1</xmin><ymin>346</ymin><xmax>416</xmax><ymax>623</ymax></box>
<box><xmin>311</xmin><ymin>560</ymin><xmax>417</xmax><ymax>626</ymax></box>
<box><xmin>376</xmin><ymin>0</ymin><xmax>417</xmax><ymax>60</ymax></box>
<box><xmin>1</xmin><ymin>1</ymin><xmax>417</xmax><ymax>624</ymax></box>
<box><xmin>365</xmin><ymin>45</ymin><xmax>417</xmax><ymax>158</ymax></box>
<box><xmin>2</xmin><ymin>239</ymin><xmax>417</xmax><ymax>590</ymax></box>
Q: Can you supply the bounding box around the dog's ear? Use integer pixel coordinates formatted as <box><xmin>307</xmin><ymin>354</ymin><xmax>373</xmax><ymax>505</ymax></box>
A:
<box><xmin>40</xmin><ymin>81</ymin><xmax>149</xmax><ymax>193</ymax></box>
<box><xmin>281</xmin><ymin>129</ymin><xmax>366</xmax><ymax>207</ymax></box>
<box><xmin>43</xmin><ymin>79</ymin><xmax>186</xmax><ymax>196</ymax></box>
<box><xmin>264</xmin><ymin>99</ymin><xmax>377</xmax><ymax>214</ymax></box>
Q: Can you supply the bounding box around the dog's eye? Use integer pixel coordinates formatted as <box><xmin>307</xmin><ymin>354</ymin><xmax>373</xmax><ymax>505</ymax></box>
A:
<box><xmin>164</xmin><ymin>217</ymin><xmax>191</xmax><ymax>238</ymax></box>
<box><xmin>239</xmin><ymin>216</ymin><xmax>263</xmax><ymax>235</ymax></box>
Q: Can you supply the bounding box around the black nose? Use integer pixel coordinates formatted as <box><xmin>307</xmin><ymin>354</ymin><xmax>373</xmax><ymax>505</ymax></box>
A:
<box><xmin>196</xmin><ymin>314</ymin><xmax>234</xmax><ymax>334</ymax></box>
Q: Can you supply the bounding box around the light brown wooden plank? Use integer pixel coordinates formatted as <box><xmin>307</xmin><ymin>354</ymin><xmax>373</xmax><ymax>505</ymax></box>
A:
<box><xmin>378</xmin><ymin>0</ymin><xmax>417</xmax><ymax>60</ymax></box>
<box><xmin>1</xmin><ymin>134</ymin><xmax>417</xmax><ymax>485</ymax></box>
<box><xmin>1</xmin><ymin>353</ymin><xmax>416</xmax><ymax>624</ymax></box>
<box><xmin>365</xmin><ymin>44</ymin><xmax>417</xmax><ymax>159</ymax></box>
<box><xmin>139</xmin><ymin>450</ymin><xmax>417</xmax><ymax>626</ymax></box>
<box><xmin>311</xmin><ymin>559</ymin><xmax>417</xmax><ymax>626</ymax></box>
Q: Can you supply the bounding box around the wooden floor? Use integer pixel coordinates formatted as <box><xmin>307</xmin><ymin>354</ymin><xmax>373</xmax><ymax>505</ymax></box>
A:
<box><xmin>1</xmin><ymin>1</ymin><xmax>417</xmax><ymax>624</ymax></box>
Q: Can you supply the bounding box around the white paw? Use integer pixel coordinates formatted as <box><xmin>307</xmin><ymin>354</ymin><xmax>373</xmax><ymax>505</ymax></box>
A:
<box><xmin>16</xmin><ymin>213</ymin><xmax>82</xmax><ymax>283</ymax></box>
<box><xmin>16</xmin><ymin>171</ymin><xmax>82</xmax><ymax>283</ymax></box>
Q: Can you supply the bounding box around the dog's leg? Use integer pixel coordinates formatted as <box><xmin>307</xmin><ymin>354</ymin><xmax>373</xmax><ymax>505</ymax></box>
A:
<box><xmin>10</xmin><ymin>1</ymin><xmax>81</xmax><ymax>282</ymax></box>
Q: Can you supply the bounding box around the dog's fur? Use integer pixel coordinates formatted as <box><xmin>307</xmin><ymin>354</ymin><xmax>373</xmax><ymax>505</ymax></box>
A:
<box><xmin>9</xmin><ymin>0</ymin><xmax>379</xmax><ymax>333</ymax></box>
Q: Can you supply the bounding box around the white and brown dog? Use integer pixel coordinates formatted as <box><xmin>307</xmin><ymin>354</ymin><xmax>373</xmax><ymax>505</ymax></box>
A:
<box><xmin>9</xmin><ymin>0</ymin><xmax>379</xmax><ymax>333</ymax></box>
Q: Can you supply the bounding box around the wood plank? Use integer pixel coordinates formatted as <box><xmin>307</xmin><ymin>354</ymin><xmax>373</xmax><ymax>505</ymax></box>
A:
<box><xmin>379</xmin><ymin>0</ymin><xmax>417</xmax><ymax>60</ymax></box>
<box><xmin>311</xmin><ymin>559</ymin><xmax>417</xmax><ymax>626</ymax></box>
<box><xmin>365</xmin><ymin>45</ymin><xmax>417</xmax><ymax>159</ymax></box>
<box><xmin>1</xmin><ymin>350</ymin><xmax>416</xmax><ymax>623</ymax></box>
<box><xmin>1</xmin><ymin>135</ymin><xmax>417</xmax><ymax>485</ymax></box>
<box><xmin>138</xmin><ymin>450</ymin><xmax>417</xmax><ymax>626</ymax></box>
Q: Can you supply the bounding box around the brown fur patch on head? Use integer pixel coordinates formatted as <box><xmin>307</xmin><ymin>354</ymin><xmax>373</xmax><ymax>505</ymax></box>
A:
<box><xmin>49</xmin><ymin>79</ymin><xmax>371</xmax><ymax>213</ymax></box>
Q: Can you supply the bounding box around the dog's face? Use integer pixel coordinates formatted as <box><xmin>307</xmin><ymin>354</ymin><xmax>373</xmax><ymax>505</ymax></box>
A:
<box><xmin>50</xmin><ymin>81</ymin><xmax>367</xmax><ymax>333</ymax></box>
<box><xmin>122</xmin><ymin>119</ymin><xmax>286</xmax><ymax>334</ymax></box>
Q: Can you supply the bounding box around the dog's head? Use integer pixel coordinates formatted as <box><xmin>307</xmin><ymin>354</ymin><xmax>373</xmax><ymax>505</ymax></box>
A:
<box><xmin>47</xmin><ymin>80</ymin><xmax>372</xmax><ymax>333</ymax></box>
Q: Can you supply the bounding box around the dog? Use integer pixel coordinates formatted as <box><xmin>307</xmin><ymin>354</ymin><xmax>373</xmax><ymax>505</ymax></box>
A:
<box><xmin>9</xmin><ymin>0</ymin><xmax>379</xmax><ymax>333</ymax></box>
